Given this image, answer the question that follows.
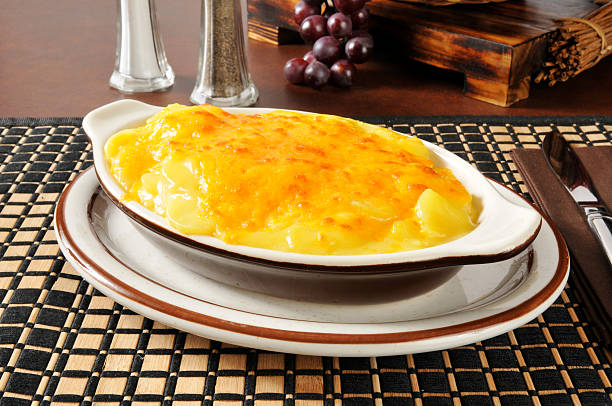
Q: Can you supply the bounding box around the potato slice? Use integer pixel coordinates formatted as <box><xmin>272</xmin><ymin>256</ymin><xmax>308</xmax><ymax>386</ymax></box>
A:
<box><xmin>416</xmin><ymin>189</ymin><xmax>474</xmax><ymax>240</ymax></box>
<box><xmin>166</xmin><ymin>192</ymin><xmax>214</xmax><ymax>235</ymax></box>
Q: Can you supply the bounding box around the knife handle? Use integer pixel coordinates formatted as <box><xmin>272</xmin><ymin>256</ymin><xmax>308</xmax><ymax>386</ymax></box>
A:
<box><xmin>584</xmin><ymin>206</ymin><xmax>612</xmax><ymax>268</ymax></box>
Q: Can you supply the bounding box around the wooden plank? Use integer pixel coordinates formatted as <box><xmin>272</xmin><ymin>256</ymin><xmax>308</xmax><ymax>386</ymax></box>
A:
<box><xmin>368</xmin><ymin>1</ymin><xmax>549</xmax><ymax>46</ymax></box>
<box><xmin>509</xmin><ymin>35</ymin><xmax>548</xmax><ymax>84</ymax></box>
<box><xmin>464</xmin><ymin>75</ymin><xmax>531</xmax><ymax>106</ymax></box>
<box><xmin>248</xmin><ymin>0</ymin><xmax>295</xmax><ymax>30</ymax></box>
<box><xmin>248</xmin><ymin>0</ymin><xmax>600</xmax><ymax>45</ymax></box>
<box><xmin>375</xmin><ymin>22</ymin><xmax>512</xmax><ymax>82</ymax></box>
<box><xmin>248</xmin><ymin>19</ymin><xmax>301</xmax><ymax>45</ymax></box>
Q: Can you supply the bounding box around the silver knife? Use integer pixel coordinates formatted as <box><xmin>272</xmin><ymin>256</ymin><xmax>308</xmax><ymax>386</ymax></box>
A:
<box><xmin>542</xmin><ymin>131</ymin><xmax>612</xmax><ymax>267</ymax></box>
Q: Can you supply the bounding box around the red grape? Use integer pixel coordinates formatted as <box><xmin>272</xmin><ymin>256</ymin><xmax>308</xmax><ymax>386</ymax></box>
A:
<box><xmin>350</xmin><ymin>30</ymin><xmax>373</xmax><ymax>46</ymax></box>
<box><xmin>333</xmin><ymin>0</ymin><xmax>365</xmax><ymax>15</ymax></box>
<box><xmin>304</xmin><ymin>61</ymin><xmax>330</xmax><ymax>89</ymax></box>
<box><xmin>284</xmin><ymin>58</ymin><xmax>309</xmax><ymax>84</ymax></box>
<box><xmin>345</xmin><ymin>36</ymin><xmax>372</xmax><ymax>64</ymax></box>
<box><xmin>294</xmin><ymin>1</ymin><xmax>320</xmax><ymax>25</ymax></box>
<box><xmin>313</xmin><ymin>35</ymin><xmax>342</xmax><ymax>65</ymax></box>
<box><xmin>299</xmin><ymin>15</ymin><xmax>327</xmax><ymax>43</ymax></box>
<box><xmin>350</xmin><ymin>7</ymin><xmax>369</xmax><ymax>29</ymax></box>
<box><xmin>327</xmin><ymin>12</ymin><xmax>352</xmax><ymax>38</ymax></box>
<box><xmin>330</xmin><ymin>60</ymin><xmax>356</xmax><ymax>87</ymax></box>
<box><xmin>287</xmin><ymin>0</ymin><xmax>372</xmax><ymax>90</ymax></box>
<box><xmin>303</xmin><ymin>50</ymin><xmax>317</xmax><ymax>64</ymax></box>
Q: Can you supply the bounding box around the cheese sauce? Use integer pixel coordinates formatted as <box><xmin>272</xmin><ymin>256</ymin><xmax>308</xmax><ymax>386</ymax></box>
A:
<box><xmin>105</xmin><ymin>104</ymin><xmax>476</xmax><ymax>254</ymax></box>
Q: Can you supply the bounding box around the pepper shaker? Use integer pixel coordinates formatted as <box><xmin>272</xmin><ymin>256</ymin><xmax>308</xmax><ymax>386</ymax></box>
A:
<box><xmin>190</xmin><ymin>0</ymin><xmax>258</xmax><ymax>106</ymax></box>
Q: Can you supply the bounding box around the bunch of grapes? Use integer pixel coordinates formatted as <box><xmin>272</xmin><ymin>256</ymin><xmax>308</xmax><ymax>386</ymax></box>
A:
<box><xmin>284</xmin><ymin>0</ymin><xmax>373</xmax><ymax>89</ymax></box>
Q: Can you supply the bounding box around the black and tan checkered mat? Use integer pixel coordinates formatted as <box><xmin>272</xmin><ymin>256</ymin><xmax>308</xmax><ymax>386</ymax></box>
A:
<box><xmin>0</xmin><ymin>117</ymin><xmax>611</xmax><ymax>405</ymax></box>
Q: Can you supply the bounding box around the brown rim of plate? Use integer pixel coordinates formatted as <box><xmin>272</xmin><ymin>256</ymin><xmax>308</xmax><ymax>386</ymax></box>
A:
<box><xmin>93</xmin><ymin>166</ymin><xmax>542</xmax><ymax>274</ymax></box>
<box><xmin>55</xmin><ymin>168</ymin><xmax>569</xmax><ymax>345</ymax></box>
<box><xmin>86</xmin><ymin>187</ymin><xmax>536</xmax><ymax>324</ymax></box>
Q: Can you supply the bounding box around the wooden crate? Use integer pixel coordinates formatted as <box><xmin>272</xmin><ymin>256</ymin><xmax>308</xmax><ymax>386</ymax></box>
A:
<box><xmin>247</xmin><ymin>0</ymin><xmax>600</xmax><ymax>106</ymax></box>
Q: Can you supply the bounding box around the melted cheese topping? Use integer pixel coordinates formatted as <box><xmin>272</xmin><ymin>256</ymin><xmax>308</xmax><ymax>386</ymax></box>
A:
<box><xmin>105</xmin><ymin>104</ymin><xmax>476</xmax><ymax>255</ymax></box>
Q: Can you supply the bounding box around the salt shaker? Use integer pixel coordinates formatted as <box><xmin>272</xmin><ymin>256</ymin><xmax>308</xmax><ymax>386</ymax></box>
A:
<box><xmin>190</xmin><ymin>0</ymin><xmax>259</xmax><ymax>106</ymax></box>
<box><xmin>109</xmin><ymin>0</ymin><xmax>174</xmax><ymax>93</ymax></box>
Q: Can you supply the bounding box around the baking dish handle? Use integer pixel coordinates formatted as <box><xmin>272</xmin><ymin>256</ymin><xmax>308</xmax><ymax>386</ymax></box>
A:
<box><xmin>82</xmin><ymin>99</ymin><xmax>161</xmax><ymax>147</ymax></box>
<box><xmin>454</xmin><ymin>190</ymin><xmax>542</xmax><ymax>259</ymax></box>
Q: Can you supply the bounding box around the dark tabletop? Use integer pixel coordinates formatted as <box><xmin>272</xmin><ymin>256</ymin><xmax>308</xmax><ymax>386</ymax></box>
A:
<box><xmin>1</xmin><ymin>0</ymin><xmax>611</xmax><ymax>117</ymax></box>
<box><xmin>1</xmin><ymin>1</ymin><xmax>612</xmax><ymax>404</ymax></box>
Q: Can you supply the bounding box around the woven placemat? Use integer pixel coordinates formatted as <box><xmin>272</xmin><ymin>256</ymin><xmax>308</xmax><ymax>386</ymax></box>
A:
<box><xmin>0</xmin><ymin>117</ymin><xmax>611</xmax><ymax>405</ymax></box>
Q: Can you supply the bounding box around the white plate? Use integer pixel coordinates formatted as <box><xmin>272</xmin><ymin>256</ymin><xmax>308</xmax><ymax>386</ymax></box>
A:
<box><xmin>55</xmin><ymin>168</ymin><xmax>569</xmax><ymax>356</ymax></box>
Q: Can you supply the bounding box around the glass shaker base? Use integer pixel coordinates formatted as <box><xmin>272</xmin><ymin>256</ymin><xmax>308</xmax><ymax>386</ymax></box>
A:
<box><xmin>109</xmin><ymin>69</ymin><xmax>175</xmax><ymax>93</ymax></box>
<box><xmin>190</xmin><ymin>83</ymin><xmax>259</xmax><ymax>107</ymax></box>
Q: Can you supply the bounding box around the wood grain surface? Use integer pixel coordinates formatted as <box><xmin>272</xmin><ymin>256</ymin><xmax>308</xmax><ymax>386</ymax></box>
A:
<box><xmin>1</xmin><ymin>0</ymin><xmax>611</xmax><ymax>117</ymax></box>
<box><xmin>249</xmin><ymin>0</ymin><xmax>603</xmax><ymax>106</ymax></box>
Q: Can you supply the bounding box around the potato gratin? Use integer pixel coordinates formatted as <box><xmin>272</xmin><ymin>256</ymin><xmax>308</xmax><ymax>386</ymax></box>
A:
<box><xmin>105</xmin><ymin>104</ymin><xmax>477</xmax><ymax>255</ymax></box>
